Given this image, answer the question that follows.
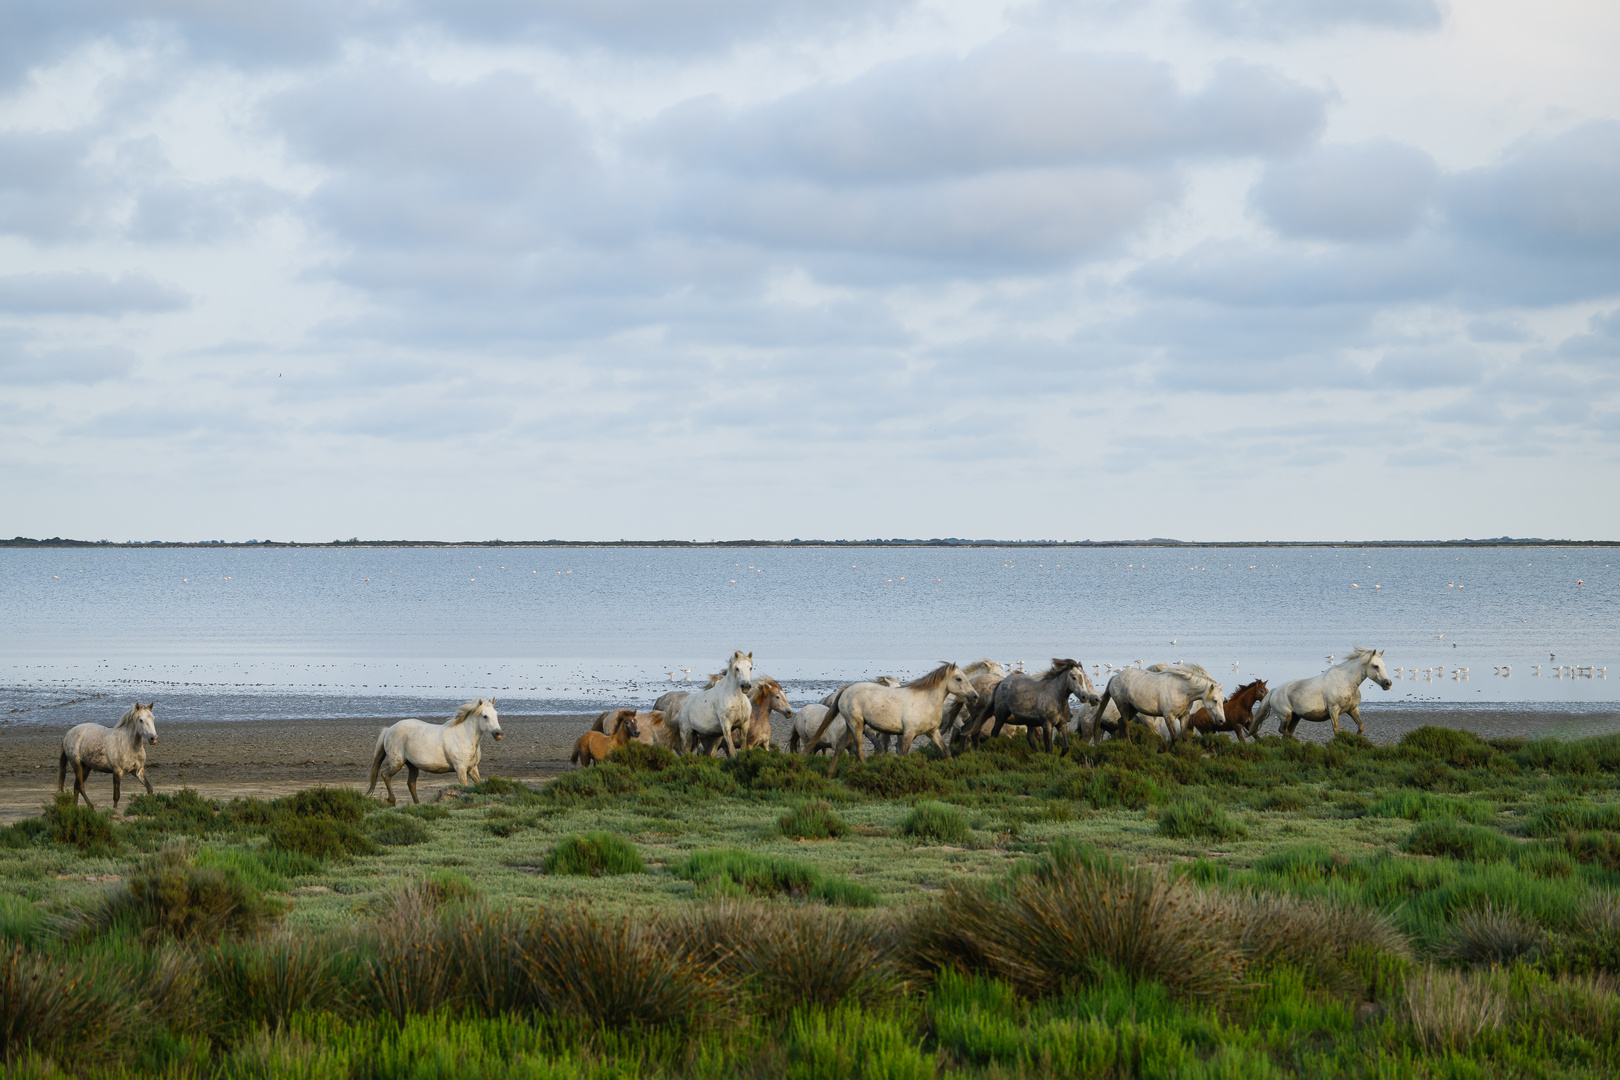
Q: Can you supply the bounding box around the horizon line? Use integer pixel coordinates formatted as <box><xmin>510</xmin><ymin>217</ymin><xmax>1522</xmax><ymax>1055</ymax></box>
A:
<box><xmin>4</xmin><ymin>536</ymin><xmax>1616</xmax><ymax>549</ymax></box>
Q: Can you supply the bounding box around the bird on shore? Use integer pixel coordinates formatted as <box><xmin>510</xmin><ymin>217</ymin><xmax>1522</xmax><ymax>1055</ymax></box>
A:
<box><xmin>1170</xmin><ymin>638</ymin><xmax>1178</xmax><ymax>645</ymax></box>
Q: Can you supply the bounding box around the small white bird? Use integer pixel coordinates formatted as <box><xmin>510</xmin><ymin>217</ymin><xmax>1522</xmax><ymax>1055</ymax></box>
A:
<box><xmin>1170</xmin><ymin>639</ymin><xmax>1178</xmax><ymax>645</ymax></box>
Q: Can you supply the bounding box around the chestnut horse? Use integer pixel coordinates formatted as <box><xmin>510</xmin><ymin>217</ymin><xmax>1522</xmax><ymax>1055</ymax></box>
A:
<box><xmin>1188</xmin><ymin>679</ymin><xmax>1269</xmax><ymax>741</ymax></box>
<box><xmin>572</xmin><ymin>714</ymin><xmax>640</xmax><ymax>766</ymax></box>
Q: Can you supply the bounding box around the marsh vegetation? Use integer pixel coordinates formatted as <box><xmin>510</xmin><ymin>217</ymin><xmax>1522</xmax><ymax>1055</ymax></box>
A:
<box><xmin>8</xmin><ymin>725</ymin><xmax>1620</xmax><ymax>1077</ymax></box>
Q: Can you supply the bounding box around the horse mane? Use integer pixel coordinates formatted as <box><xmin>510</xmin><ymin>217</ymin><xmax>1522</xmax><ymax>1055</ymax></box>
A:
<box><xmin>1347</xmin><ymin>645</ymin><xmax>1380</xmax><ymax>663</ymax></box>
<box><xmin>449</xmin><ymin>698</ymin><xmax>489</xmax><ymax>726</ymax></box>
<box><xmin>748</xmin><ymin>676</ymin><xmax>783</xmax><ymax>703</ymax></box>
<box><xmin>1146</xmin><ymin>662</ymin><xmax>1219</xmax><ymax>693</ymax></box>
<box><xmin>906</xmin><ymin>662</ymin><xmax>956</xmax><ymax>691</ymax></box>
<box><xmin>1034</xmin><ymin>658</ymin><xmax>1080</xmax><ymax>680</ymax></box>
<box><xmin>705</xmin><ymin>671</ymin><xmax>725</xmax><ymax>688</ymax></box>
<box><xmin>117</xmin><ymin>704</ymin><xmax>145</xmax><ymax>728</ymax></box>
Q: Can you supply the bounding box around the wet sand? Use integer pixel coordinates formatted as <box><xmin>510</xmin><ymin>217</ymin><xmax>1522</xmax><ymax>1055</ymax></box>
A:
<box><xmin>5</xmin><ymin>705</ymin><xmax>1618</xmax><ymax>825</ymax></box>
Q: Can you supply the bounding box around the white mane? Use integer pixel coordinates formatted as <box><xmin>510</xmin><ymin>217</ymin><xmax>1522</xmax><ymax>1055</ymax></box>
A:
<box><xmin>1347</xmin><ymin>645</ymin><xmax>1379</xmax><ymax>663</ymax></box>
<box><xmin>1146</xmin><ymin>662</ymin><xmax>1220</xmax><ymax>693</ymax></box>
<box><xmin>116</xmin><ymin>703</ymin><xmax>149</xmax><ymax>728</ymax></box>
<box><xmin>449</xmin><ymin>698</ymin><xmax>491</xmax><ymax>726</ymax></box>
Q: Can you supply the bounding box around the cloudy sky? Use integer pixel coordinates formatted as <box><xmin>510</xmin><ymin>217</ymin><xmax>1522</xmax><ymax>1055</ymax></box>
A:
<box><xmin>1</xmin><ymin>0</ymin><xmax>1617</xmax><ymax>542</ymax></box>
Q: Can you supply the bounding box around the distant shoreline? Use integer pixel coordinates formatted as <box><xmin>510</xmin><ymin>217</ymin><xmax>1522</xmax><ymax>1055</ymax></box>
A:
<box><xmin>5</xmin><ymin>536</ymin><xmax>1617</xmax><ymax>550</ymax></box>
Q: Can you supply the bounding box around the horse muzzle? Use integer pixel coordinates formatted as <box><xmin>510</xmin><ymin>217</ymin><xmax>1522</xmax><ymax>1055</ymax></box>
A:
<box><xmin>149</xmin><ymin>736</ymin><xmax>158</xmax><ymax>744</ymax></box>
<box><xmin>739</xmin><ymin>681</ymin><xmax>754</xmax><ymax>692</ymax></box>
<box><xmin>1378</xmin><ymin>679</ymin><xmax>1392</xmax><ymax>690</ymax></box>
<box><xmin>493</xmin><ymin>732</ymin><xmax>503</xmax><ymax>740</ymax></box>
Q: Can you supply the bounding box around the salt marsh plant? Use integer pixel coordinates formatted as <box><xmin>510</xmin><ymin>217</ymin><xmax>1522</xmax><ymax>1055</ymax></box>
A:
<box><xmin>542</xmin><ymin>832</ymin><xmax>644</xmax><ymax>877</ymax></box>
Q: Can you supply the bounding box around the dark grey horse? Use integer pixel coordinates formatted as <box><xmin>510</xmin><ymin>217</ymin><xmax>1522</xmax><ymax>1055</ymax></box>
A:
<box><xmin>980</xmin><ymin>659</ymin><xmax>1099</xmax><ymax>751</ymax></box>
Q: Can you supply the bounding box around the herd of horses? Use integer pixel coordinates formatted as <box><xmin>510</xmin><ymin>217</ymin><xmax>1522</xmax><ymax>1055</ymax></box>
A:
<box><xmin>56</xmin><ymin>648</ymin><xmax>1393</xmax><ymax>809</ymax></box>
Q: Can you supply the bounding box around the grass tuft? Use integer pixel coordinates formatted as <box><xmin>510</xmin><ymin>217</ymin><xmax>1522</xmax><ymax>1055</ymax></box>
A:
<box><xmin>1401</xmin><ymin>821</ymin><xmax>1512</xmax><ymax>862</ymax></box>
<box><xmin>543</xmin><ymin>832</ymin><xmax>645</xmax><ymax>877</ymax></box>
<box><xmin>776</xmin><ymin>800</ymin><xmax>850</xmax><ymax>841</ymax></box>
<box><xmin>898</xmin><ymin>801</ymin><xmax>970</xmax><ymax>845</ymax></box>
<box><xmin>363</xmin><ymin>811</ymin><xmax>431</xmax><ymax>846</ymax></box>
<box><xmin>85</xmin><ymin>847</ymin><xmax>284</xmax><ymax>943</ymax></box>
<box><xmin>1157</xmin><ymin>797</ymin><xmax>1248</xmax><ymax>842</ymax></box>
<box><xmin>1439</xmin><ymin>902</ymin><xmax>1547</xmax><ymax>965</ymax></box>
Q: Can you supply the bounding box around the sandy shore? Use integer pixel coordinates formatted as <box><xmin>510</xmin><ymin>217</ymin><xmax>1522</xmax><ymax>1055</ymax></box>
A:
<box><xmin>5</xmin><ymin>705</ymin><xmax>1617</xmax><ymax>825</ymax></box>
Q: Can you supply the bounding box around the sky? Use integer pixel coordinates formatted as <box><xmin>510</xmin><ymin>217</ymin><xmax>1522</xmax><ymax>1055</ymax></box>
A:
<box><xmin>1</xmin><ymin>0</ymin><xmax>1618</xmax><ymax>543</ymax></box>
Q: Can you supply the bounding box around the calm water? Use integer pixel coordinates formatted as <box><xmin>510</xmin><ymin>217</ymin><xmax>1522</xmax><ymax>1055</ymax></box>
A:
<box><xmin>2</xmin><ymin>545</ymin><xmax>1616</xmax><ymax>725</ymax></box>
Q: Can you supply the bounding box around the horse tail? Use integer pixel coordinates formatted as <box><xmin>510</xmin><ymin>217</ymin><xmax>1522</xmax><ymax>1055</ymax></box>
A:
<box><xmin>804</xmin><ymin>689</ymin><xmax>846</xmax><ymax>758</ymax></box>
<box><xmin>57</xmin><ymin>751</ymin><xmax>68</xmax><ymax>793</ymax></box>
<box><xmin>1248</xmin><ymin>693</ymin><xmax>1272</xmax><ymax>738</ymax></box>
<box><xmin>1088</xmin><ymin>686</ymin><xmax>1112</xmax><ymax>745</ymax></box>
<box><xmin>366</xmin><ymin>729</ymin><xmax>387</xmax><ymax>795</ymax></box>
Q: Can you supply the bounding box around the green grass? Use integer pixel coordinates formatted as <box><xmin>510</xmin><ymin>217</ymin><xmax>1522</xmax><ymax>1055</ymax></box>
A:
<box><xmin>543</xmin><ymin>832</ymin><xmax>645</xmax><ymax>876</ymax></box>
<box><xmin>14</xmin><ymin>728</ymin><xmax>1620</xmax><ymax>1076</ymax></box>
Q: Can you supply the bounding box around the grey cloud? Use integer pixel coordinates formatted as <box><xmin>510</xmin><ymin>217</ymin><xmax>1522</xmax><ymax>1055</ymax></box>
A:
<box><xmin>1466</xmin><ymin>316</ymin><xmax>1535</xmax><ymax>343</ymax></box>
<box><xmin>0</xmin><ymin>131</ymin><xmax>102</xmax><ymax>241</ymax></box>
<box><xmin>0</xmin><ymin>342</ymin><xmax>138</xmax><ymax>384</ymax></box>
<box><xmin>0</xmin><ymin>271</ymin><xmax>189</xmax><ymax>315</ymax></box>
<box><xmin>1132</xmin><ymin>239</ymin><xmax>1450</xmax><ymax>307</ymax></box>
<box><xmin>128</xmin><ymin>177</ymin><xmax>292</xmax><ymax>243</ymax></box>
<box><xmin>1371</xmin><ymin>343</ymin><xmax>1487</xmax><ymax>388</ymax></box>
<box><xmin>1448</xmin><ymin>121</ymin><xmax>1620</xmax><ymax>261</ymax></box>
<box><xmin>669</xmin><ymin>168</ymin><xmax>1182</xmax><ymax>270</ymax></box>
<box><xmin>1252</xmin><ymin>140</ymin><xmax>1438</xmax><ymax>240</ymax></box>
<box><xmin>644</xmin><ymin>42</ymin><xmax>1326</xmax><ymax>182</ymax></box>
<box><xmin>1187</xmin><ymin>0</ymin><xmax>1443</xmax><ymax>38</ymax></box>
<box><xmin>1554</xmin><ymin>309</ymin><xmax>1620</xmax><ymax>362</ymax></box>
<box><xmin>404</xmin><ymin>0</ymin><xmax>911</xmax><ymax>55</ymax></box>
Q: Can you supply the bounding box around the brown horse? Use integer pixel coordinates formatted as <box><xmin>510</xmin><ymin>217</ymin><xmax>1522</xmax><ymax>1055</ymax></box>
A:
<box><xmin>740</xmin><ymin>676</ymin><xmax>793</xmax><ymax>750</ymax></box>
<box><xmin>1188</xmin><ymin>678</ymin><xmax>1269</xmax><ymax>741</ymax></box>
<box><xmin>592</xmin><ymin>707</ymin><xmax>670</xmax><ymax>747</ymax></box>
<box><xmin>571</xmin><ymin>714</ymin><xmax>640</xmax><ymax>766</ymax></box>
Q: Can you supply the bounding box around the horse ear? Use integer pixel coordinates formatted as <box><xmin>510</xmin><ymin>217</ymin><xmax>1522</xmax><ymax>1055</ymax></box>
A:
<box><xmin>747</xmin><ymin>652</ymin><xmax>753</xmax><ymax>659</ymax></box>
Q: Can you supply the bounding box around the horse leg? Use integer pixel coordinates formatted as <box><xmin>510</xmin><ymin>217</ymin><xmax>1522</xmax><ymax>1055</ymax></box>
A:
<box><xmin>138</xmin><ymin>763</ymin><xmax>153</xmax><ymax>795</ymax></box>
<box><xmin>1327</xmin><ymin>705</ymin><xmax>1341</xmax><ymax>736</ymax></box>
<box><xmin>826</xmin><ymin>729</ymin><xmax>852</xmax><ymax>779</ymax></box>
<box><xmin>113</xmin><ymin>771</ymin><xmax>122</xmax><ymax>808</ymax></box>
<box><xmin>381</xmin><ymin>764</ymin><xmax>398</xmax><ymax>807</ymax></box>
<box><xmin>74</xmin><ymin>763</ymin><xmax>94</xmax><ymax>811</ymax></box>
<box><xmin>1349</xmin><ymin>705</ymin><xmax>1366</xmax><ymax>735</ymax></box>
<box><xmin>928</xmin><ymin>728</ymin><xmax>952</xmax><ymax>759</ymax></box>
<box><xmin>407</xmin><ymin>763</ymin><xmax>421</xmax><ymax>804</ymax></box>
<box><xmin>468</xmin><ymin>764</ymin><xmax>482</xmax><ymax>783</ymax></box>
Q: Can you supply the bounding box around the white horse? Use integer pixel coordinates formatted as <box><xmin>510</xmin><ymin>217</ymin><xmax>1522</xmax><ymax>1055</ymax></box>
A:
<box><xmin>59</xmin><ymin>702</ymin><xmax>158</xmax><ymax>810</ymax></box>
<box><xmin>367</xmin><ymin>698</ymin><xmax>502</xmax><ymax>806</ymax></box>
<box><xmin>806</xmin><ymin>662</ymin><xmax>979</xmax><ymax>776</ymax></box>
<box><xmin>1087</xmin><ymin>663</ymin><xmax>1225</xmax><ymax>743</ymax></box>
<box><xmin>672</xmin><ymin>650</ymin><xmax>754</xmax><ymax>757</ymax></box>
<box><xmin>789</xmin><ymin>703</ymin><xmax>842</xmax><ymax>755</ymax></box>
<box><xmin>1249</xmin><ymin>646</ymin><xmax>1392</xmax><ymax>738</ymax></box>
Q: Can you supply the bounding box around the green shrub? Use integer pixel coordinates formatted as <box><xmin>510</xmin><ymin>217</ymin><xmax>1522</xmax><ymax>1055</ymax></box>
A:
<box><xmin>206</xmin><ymin>936</ymin><xmax>345</xmax><ymax>1037</ymax></box>
<box><xmin>42</xmin><ymin>794</ymin><xmax>118</xmax><ymax>856</ymax></box>
<box><xmin>842</xmin><ymin>755</ymin><xmax>945</xmax><ymax>799</ymax></box>
<box><xmin>1526</xmin><ymin>803</ymin><xmax>1620</xmax><ymax>837</ymax></box>
<box><xmin>1401</xmin><ymin>726</ymin><xmax>1496</xmax><ymax>768</ymax></box>
<box><xmin>268</xmin><ymin>815</ymin><xmax>377</xmax><ymax>861</ymax></box>
<box><xmin>672</xmin><ymin>849</ymin><xmax>872</xmax><ymax>906</ymax></box>
<box><xmin>87</xmin><ymin>848</ymin><xmax>283</xmax><ymax>943</ymax></box>
<box><xmin>463</xmin><ymin>777</ymin><xmax>540</xmax><ymax>803</ymax></box>
<box><xmin>401</xmin><ymin>803</ymin><xmax>449</xmax><ymax>821</ymax></box>
<box><xmin>278</xmin><ymin>787</ymin><xmax>373</xmax><ymax>823</ymax></box>
<box><xmin>913</xmin><ymin>850</ymin><xmax>1244</xmax><ymax>1000</ymax></box>
<box><xmin>1557</xmin><ymin>830</ymin><xmax>1620</xmax><ymax>870</ymax></box>
<box><xmin>777</xmin><ymin>800</ymin><xmax>849</xmax><ymax>841</ymax></box>
<box><xmin>539</xmin><ymin>763</ymin><xmax>642</xmax><ymax>806</ymax></box>
<box><xmin>784</xmin><ymin>1002</ymin><xmax>937</xmax><ymax>1080</ymax></box>
<box><xmin>1</xmin><ymin>946</ymin><xmax>131</xmax><ymax>1067</ymax></box>
<box><xmin>1157</xmin><ymin>797</ymin><xmax>1248</xmax><ymax>842</ymax></box>
<box><xmin>1401</xmin><ymin>821</ymin><xmax>1512</xmax><ymax>862</ymax></box>
<box><xmin>1082</xmin><ymin>767</ymin><xmax>1165</xmax><ymax>809</ymax></box>
<box><xmin>124</xmin><ymin>788</ymin><xmax>222</xmax><ymax>832</ymax></box>
<box><xmin>1439</xmin><ymin>902</ymin><xmax>1547</xmax><ymax>965</ymax></box>
<box><xmin>543</xmin><ymin>832</ymin><xmax>645</xmax><ymax>877</ymax></box>
<box><xmin>1367</xmin><ymin>791</ymin><xmax>1493</xmax><ymax>825</ymax></box>
<box><xmin>610</xmin><ymin>742</ymin><xmax>678</xmax><ymax>772</ymax></box>
<box><xmin>0</xmin><ymin>818</ymin><xmax>48</xmax><ymax>851</ymax></box>
<box><xmin>899</xmin><ymin>801</ymin><xmax>970</xmax><ymax>845</ymax></box>
<box><xmin>363</xmin><ymin>812</ymin><xmax>430</xmax><ymax>846</ymax></box>
<box><xmin>1258</xmin><ymin>786</ymin><xmax>1313</xmax><ymax>812</ymax></box>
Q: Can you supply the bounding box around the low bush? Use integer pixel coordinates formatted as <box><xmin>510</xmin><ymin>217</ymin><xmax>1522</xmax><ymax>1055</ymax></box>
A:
<box><xmin>269</xmin><ymin>815</ymin><xmax>377</xmax><ymax>862</ymax></box>
<box><xmin>1402</xmin><ymin>727</ymin><xmax>1497</xmax><ymax>769</ymax></box>
<box><xmin>86</xmin><ymin>848</ymin><xmax>284</xmax><ymax>943</ymax></box>
<box><xmin>672</xmin><ymin>849</ymin><xmax>873</xmax><ymax>907</ymax></box>
<box><xmin>1572</xmin><ymin>892</ymin><xmax>1620</xmax><ymax>974</ymax></box>
<box><xmin>1400</xmin><ymin>967</ymin><xmax>1508</xmax><ymax>1053</ymax></box>
<box><xmin>400</xmin><ymin>803</ymin><xmax>449</xmax><ymax>821</ymax></box>
<box><xmin>278</xmin><ymin>787</ymin><xmax>373</xmax><ymax>823</ymax></box>
<box><xmin>1557</xmin><ymin>830</ymin><xmax>1620</xmax><ymax>870</ymax></box>
<box><xmin>776</xmin><ymin>800</ymin><xmax>849</xmax><ymax>841</ymax></box>
<box><xmin>913</xmin><ymin>847</ymin><xmax>1244</xmax><ymax>1000</ymax></box>
<box><xmin>1527</xmin><ymin>803</ymin><xmax>1620</xmax><ymax>838</ymax></box>
<box><xmin>1081</xmin><ymin>767</ymin><xmax>1164</xmax><ymax>810</ymax></box>
<box><xmin>543</xmin><ymin>832</ymin><xmax>645</xmax><ymax>877</ymax></box>
<box><xmin>1258</xmin><ymin>786</ymin><xmax>1313</xmax><ymax>812</ymax></box>
<box><xmin>462</xmin><ymin>777</ymin><xmax>541</xmax><ymax>804</ymax></box>
<box><xmin>207</xmin><ymin>935</ymin><xmax>345</xmax><ymax>1037</ymax></box>
<box><xmin>1</xmin><ymin>946</ymin><xmax>130</xmax><ymax>1067</ymax></box>
<box><xmin>124</xmin><ymin>788</ymin><xmax>222</xmax><ymax>832</ymax></box>
<box><xmin>1439</xmin><ymin>902</ymin><xmax>1547</xmax><ymax>966</ymax></box>
<box><xmin>842</xmin><ymin>755</ymin><xmax>945</xmax><ymax>799</ymax></box>
<box><xmin>363</xmin><ymin>812</ymin><xmax>430</xmax><ymax>846</ymax></box>
<box><xmin>1157</xmin><ymin>797</ymin><xmax>1248</xmax><ymax>842</ymax></box>
<box><xmin>609</xmin><ymin>742</ymin><xmax>678</xmax><ymax>772</ymax></box>
<box><xmin>539</xmin><ymin>763</ymin><xmax>642</xmax><ymax>806</ymax></box>
<box><xmin>42</xmin><ymin>794</ymin><xmax>118</xmax><ymax>856</ymax></box>
<box><xmin>1367</xmin><ymin>790</ymin><xmax>1493</xmax><ymax>825</ymax></box>
<box><xmin>784</xmin><ymin>1002</ymin><xmax>937</xmax><ymax>1080</ymax></box>
<box><xmin>1402</xmin><ymin>821</ymin><xmax>1512</xmax><ymax>862</ymax></box>
<box><xmin>899</xmin><ymin>801</ymin><xmax>970</xmax><ymax>845</ymax></box>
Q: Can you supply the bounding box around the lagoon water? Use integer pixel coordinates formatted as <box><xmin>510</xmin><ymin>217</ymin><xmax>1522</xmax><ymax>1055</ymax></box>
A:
<box><xmin>2</xmin><ymin>545</ymin><xmax>1617</xmax><ymax>730</ymax></box>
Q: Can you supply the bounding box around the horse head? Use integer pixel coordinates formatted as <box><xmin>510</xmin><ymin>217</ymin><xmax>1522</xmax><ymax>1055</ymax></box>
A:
<box><xmin>767</xmin><ymin>681</ymin><xmax>792</xmax><ymax>718</ymax></box>
<box><xmin>135</xmin><ymin>702</ymin><xmax>158</xmax><ymax>745</ymax></box>
<box><xmin>624</xmin><ymin>714</ymin><xmax>640</xmax><ymax>740</ymax></box>
<box><xmin>474</xmin><ymin>697</ymin><xmax>503</xmax><ymax>740</ymax></box>
<box><xmin>1054</xmin><ymin>659</ymin><xmax>1100</xmax><ymax>705</ymax></box>
<box><xmin>942</xmin><ymin>663</ymin><xmax>979</xmax><ymax>704</ymax></box>
<box><xmin>1200</xmin><ymin>682</ymin><xmax>1228</xmax><ymax>729</ymax></box>
<box><xmin>731</xmin><ymin>650</ymin><xmax>754</xmax><ymax>693</ymax></box>
<box><xmin>1357</xmin><ymin>646</ymin><xmax>1392</xmax><ymax>690</ymax></box>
